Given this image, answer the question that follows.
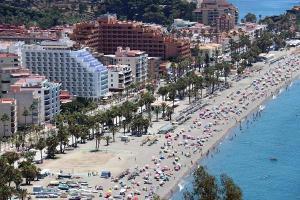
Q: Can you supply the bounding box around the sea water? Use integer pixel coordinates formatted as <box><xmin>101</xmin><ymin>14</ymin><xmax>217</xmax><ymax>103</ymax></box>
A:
<box><xmin>171</xmin><ymin>80</ymin><xmax>300</xmax><ymax>200</ymax></box>
<box><xmin>229</xmin><ymin>0</ymin><xmax>298</xmax><ymax>19</ymax></box>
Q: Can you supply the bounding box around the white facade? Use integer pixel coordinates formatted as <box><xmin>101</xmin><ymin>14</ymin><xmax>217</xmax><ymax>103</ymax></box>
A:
<box><xmin>7</xmin><ymin>75</ymin><xmax>60</xmax><ymax>124</ymax></box>
<box><xmin>21</xmin><ymin>40</ymin><xmax>108</xmax><ymax>99</ymax></box>
<box><xmin>105</xmin><ymin>47</ymin><xmax>148</xmax><ymax>84</ymax></box>
<box><xmin>107</xmin><ymin>65</ymin><xmax>132</xmax><ymax>91</ymax></box>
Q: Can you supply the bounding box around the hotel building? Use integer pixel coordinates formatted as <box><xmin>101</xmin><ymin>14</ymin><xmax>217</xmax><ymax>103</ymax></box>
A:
<box><xmin>21</xmin><ymin>40</ymin><xmax>109</xmax><ymax>99</ymax></box>
<box><xmin>193</xmin><ymin>0</ymin><xmax>238</xmax><ymax>28</ymax></box>
<box><xmin>71</xmin><ymin>14</ymin><xmax>191</xmax><ymax>60</ymax></box>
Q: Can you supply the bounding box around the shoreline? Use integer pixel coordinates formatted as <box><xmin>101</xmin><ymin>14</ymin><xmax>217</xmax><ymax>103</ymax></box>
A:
<box><xmin>162</xmin><ymin>58</ymin><xmax>300</xmax><ymax>199</ymax></box>
<box><xmin>25</xmin><ymin>48</ymin><xmax>300</xmax><ymax>200</ymax></box>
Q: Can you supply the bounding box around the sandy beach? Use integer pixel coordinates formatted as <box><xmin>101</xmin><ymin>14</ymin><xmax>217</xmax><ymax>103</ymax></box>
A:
<box><xmin>26</xmin><ymin>47</ymin><xmax>300</xmax><ymax>200</ymax></box>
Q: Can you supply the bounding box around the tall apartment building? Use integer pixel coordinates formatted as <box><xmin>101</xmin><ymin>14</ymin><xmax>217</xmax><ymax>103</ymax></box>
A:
<box><xmin>21</xmin><ymin>40</ymin><xmax>109</xmax><ymax>99</ymax></box>
<box><xmin>101</xmin><ymin>47</ymin><xmax>148</xmax><ymax>84</ymax></box>
<box><xmin>0</xmin><ymin>53</ymin><xmax>19</xmax><ymax>68</ymax></box>
<box><xmin>193</xmin><ymin>0</ymin><xmax>238</xmax><ymax>28</ymax></box>
<box><xmin>0</xmin><ymin>98</ymin><xmax>17</xmax><ymax>137</ymax></box>
<box><xmin>216</xmin><ymin>14</ymin><xmax>235</xmax><ymax>32</ymax></box>
<box><xmin>7</xmin><ymin>74</ymin><xmax>61</xmax><ymax>124</ymax></box>
<box><xmin>71</xmin><ymin>14</ymin><xmax>191</xmax><ymax>60</ymax></box>
<box><xmin>0</xmin><ymin>53</ymin><xmax>20</xmax><ymax>95</ymax></box>
<box><xmin>148</xmin><ymin>57</ymin><xmax>161</xmax><ymax>81</ymax></box>
<box><xmin>107</xmin><ymin>65</ymin><xmax>132</xmax><ymax>92</ymax></box>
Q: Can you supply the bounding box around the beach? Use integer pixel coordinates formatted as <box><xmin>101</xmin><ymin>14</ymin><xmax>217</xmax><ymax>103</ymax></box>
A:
<box><xmin>26</xmin><ymin>47</ymin><xmax>300</xmax><ymax>200</ymax></box>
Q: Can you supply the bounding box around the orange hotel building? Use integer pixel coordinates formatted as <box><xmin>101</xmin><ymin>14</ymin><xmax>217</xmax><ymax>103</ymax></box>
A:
<box><xmin>70</xmin><ymin>14</ymin><xmax>191</xmax><ymax>60</ymax></box>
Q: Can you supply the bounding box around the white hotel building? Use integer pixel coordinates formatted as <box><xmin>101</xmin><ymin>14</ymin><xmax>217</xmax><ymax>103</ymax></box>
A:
<box><xmin>21</xmin><ymin>40</ymin><xmax>108</xmax><ymax>99</ymax></box>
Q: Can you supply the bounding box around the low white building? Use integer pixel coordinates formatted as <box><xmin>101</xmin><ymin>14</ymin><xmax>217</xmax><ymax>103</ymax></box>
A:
<box><xmin>21</xmin><ymin>40</ymin><xmax>108</xmax><ymax>99</ymax></box>
<box><xmin>107</xmin><ymin>64</ymin><xmax>132</xmax><ymax>91</ymax></box>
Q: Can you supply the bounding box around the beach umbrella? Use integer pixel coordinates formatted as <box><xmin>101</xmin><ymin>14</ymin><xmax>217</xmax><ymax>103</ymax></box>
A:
<box><xmin>132</xmin><ymin>196</ymin><xmax>139</xmax><ymax>200</ymax></box>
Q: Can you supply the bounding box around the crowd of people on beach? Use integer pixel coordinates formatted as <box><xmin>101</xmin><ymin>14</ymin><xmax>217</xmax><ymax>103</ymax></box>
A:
<box><xmin>29</xmin><ymin>52</ymin><xmax>300</xmax><ymax>200</ymax></box>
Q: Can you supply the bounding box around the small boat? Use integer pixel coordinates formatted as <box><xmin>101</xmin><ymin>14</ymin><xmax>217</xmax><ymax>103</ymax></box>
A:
<box><xmin>58</xmin><ymin>173</ymin><xmax>72</xmax><ymax>179</ymax></box>
<box><xmin>58</xmin><ymin>183</ymin><xmax>69</xmax><ymax>190</ymax></box>
<box><xmin>269</xmin><ymin>157</ymin><xmax>278</xmax><ymax>162</ymax></box>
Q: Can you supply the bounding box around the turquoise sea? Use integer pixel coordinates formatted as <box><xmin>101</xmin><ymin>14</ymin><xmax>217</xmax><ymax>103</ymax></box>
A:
<box><xmin>171</xmin><ymin>80</ymin><xmax>300</xmax><ymax>200</ymax></box>
<box><xmin>229</xmin><ymin>0</ymin><xmax>299</xmax><ymax>19</ymax></box>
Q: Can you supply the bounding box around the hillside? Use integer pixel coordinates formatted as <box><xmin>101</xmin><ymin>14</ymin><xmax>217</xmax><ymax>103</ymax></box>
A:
<box><xmin>0</xmin><ymin>0</ymin><xmax>196</xmax><ymax>28</ymax></box>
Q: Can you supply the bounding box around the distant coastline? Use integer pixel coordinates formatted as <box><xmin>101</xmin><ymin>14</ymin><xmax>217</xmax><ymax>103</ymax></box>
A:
<box><xmin>169</xmin><ymin>51</ymin><xmax>300</xmax><ymax>200</ymax></box>
<box><xmin>229</xmin><ymin>0</ymin><xmax>298</xmax><ymax>19</ymax></box>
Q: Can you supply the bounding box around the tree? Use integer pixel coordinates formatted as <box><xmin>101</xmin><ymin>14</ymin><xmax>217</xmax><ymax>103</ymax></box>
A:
<box><xmin>95</xmin><ymin>132</ymin><xmax>102</xmax><ymax>150</ymax></box>
<box><xmin>2</xmin><ymin>151</ymin><xmax>19</xmax><ymax>165</ymax></box>
<box><xmin>109</xmin><ymin>126</ymin><xmax>119</xmax><ymax>142</ymax></box>
<box><xmin>22</xmin><ymin>108</ymin><xmax>29</xmax><ymax>125</ymax></box>
<box><xmin>244</xmin><ymin>13</ymin><xmax>257</xmax><ymax>23</ymax></box>
<box><xmin>35</xmin><ymin>137</ymin><xmax>46</xmax><ymax>163</ymax></box>
<box><xmin>166</xmin><ymin>106</ymin><xmax>173</xmax><ymax>121</ymax></box>
<box><xmin>184</xmin><ymin>166</ymin><xmax>242</xmax><ymax>200</ymax></box>
<box><xmin>220</xmin><ymin>174</ymin><xmax>242</xmax><ymax>200</ymax></box>
<box><xmin>104</xmin><ymin>136</ymin><xmax>111</xmax><ymax>146</ymax></box>
<box><xmin>161</xmin><ymin>102</ymin><xmax>167</xmax><ymax>119</ymax></box>
<box><xmin>158</xmin><ymin>86</ymin><xmax>169</xmax><ymax>101</ymax></box>
<box><xmin>29</xmin><ymin>100</ymin><xmax>38</xmax><ymax>125</ymax></box>
<box><xmin>168</xmin><ymin>85</ymin><xmax>177</xmax><ymax>109</ymax></box>
<box><xmin>153</xmin><ymin>106</ymin><xmax>161</xmax><ymax>121</ymax></box>
<box><xmin>176</xmin><ymin>77</ymin><xmax>187</xmax><ymax>99</ymax></box>
<box><xmin>140</xmin><ymin>92</ymin><xmax>155</xmax><ymax>121</ymax></box>
<box><xmin>1</xmin><ymin>113</ymin><xmax>10</xmax><ymax>137</ymax></box>
<box><xmin>17</xmin><ymin>189</ymin><xmax>28</xmax><ymax>200</ymax></box>
<box><xmin>46</xmin><ymin>134</ymin><xmax>58</xmax><ymax>159</ymax></box>
<box><xmin>19</xmin><ymin>161</ymin><xmax>39</xmax><ymax>185</ymax></box>
<box><xmin>56</xmin><ymin>123</ymin><xmax>69</xmax><ymax>153</ymax></box>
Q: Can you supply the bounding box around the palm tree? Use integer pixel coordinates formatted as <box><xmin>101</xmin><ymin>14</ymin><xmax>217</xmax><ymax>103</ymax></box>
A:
<box><xmin>104</xmin><ymin>136</ymin><xmax>111</xmax><ymax>146</ymax></box>
<box><xmin>109</xmin><ymin>126</ymin><xmax>119</xmax><ymax>142</ymax></box>
<box><xmin>1</xmin><ymin>113</ymin><xmax>10</xmax><ymax>137</ymax></box>
<box><xmin>141</xmin><ymin>92</ymin><xmax>155</xmax><ymax>122</ymax></box>
<box><xmin>196</xmin><ymin>54</ymin><xmax>205</xmax><ymax>72</ymax></box>
<box><xmin>175</xmin><ymin>78</ymin><xmax>187</xmax><ymax>99</ymax></box>
<box><xmin>29</xmin><ymin>100</ymin><xmax>38</xmax><ymax>125</ymax></box>
<box><xmin>170</xmin><ymin>62</ymin><xmax>177</xmax><ymax>81</ymax></box>
<box><xmin>121</xmin><ymin>101</ymin><xmax>138</xmax><ymax>133</ymax></box>
<box><xmin>35</xmin><ymin>137</ymin><xmax>46</xmax><ymax>163</ymax></box>
<box><xmin>19</xmin><ymin>161</ymin><xmax>39</xmax><ymax>185</ymax></box>
<box><xmin>46</xmin><ymin>133</ymin><xmax>59</xmax><ymax>159</ymax></box>
<box><xmin>153</xmin><ymin>106</ymin><xmax>161</xmax><ymax>121</ymax></box>
<box><xmin>186</xmin><ymin>72</ymin><xmax>196</xmax><ymax>104</ymax></box>
<box><xmin>18</xmin><ymin>189</ymin><xmax>28</xmax><ymax>200</ymax></box>
<box><xmin>22</xmin><ymin>107</ymin><xmax>30</xmax><ymax>126</ymax></box>
<box><xmin>222</xmin><ymin>62</ymin><xmax>232</xmax><ymax>84</ymax></box>
<box><xmin>95</xmin><ymin>132</ymin><xmax>102</xmax><ymax>150</ymax></box>
<box><xmin>166</xmin><ymin>107</ymin><xmax>173</xmax><ymax>121</ymax></box>
<box><xmin>157</xmin><ymin>86</ymin><xmax>169</xmax><ymax>101</ymax></box>
<box><xmin>161</xmin><ymin>102</ymin><xmax>167</xmax><ymax>119</ymax></box>
<box><xmin>56</xmin><ymin>123</ymin><xmax>69</xmax><ymax>153</ymax></box>
<box><xmin>145</xmin><ymin>83</ymin><xmax>155</xmax><ymax>94</ymax></box>
<box><xmin>168</xmin><ymin>85</ymin><xmax>177</xmax><ymax>109</ymax></box>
